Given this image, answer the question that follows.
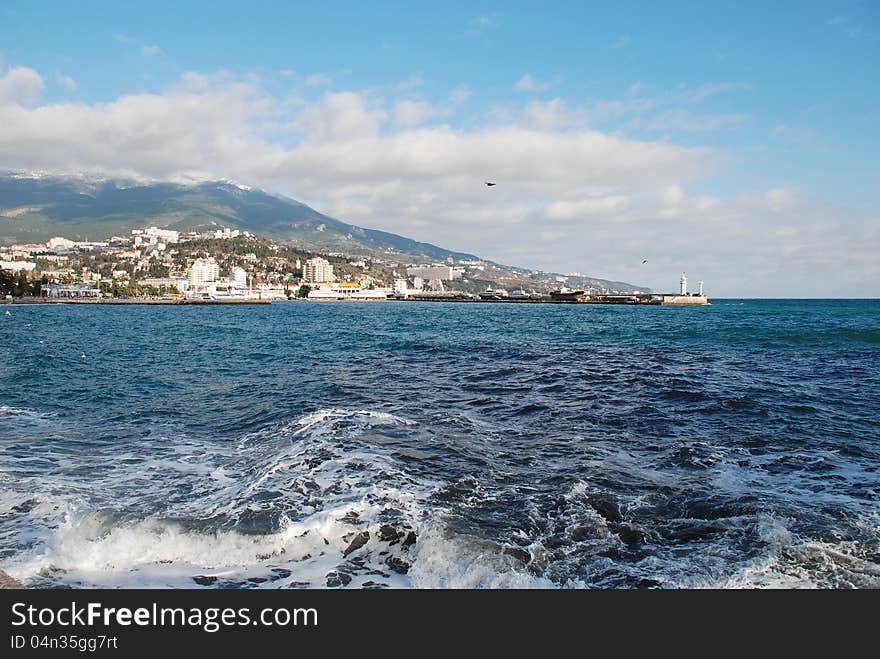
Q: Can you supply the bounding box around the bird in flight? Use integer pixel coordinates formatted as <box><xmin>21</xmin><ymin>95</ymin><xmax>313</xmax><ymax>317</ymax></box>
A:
<box><xmin>485</xmin><ymin>181</ymin><xmax>496</xmax><ymax>186</ymax></box>
<box><xmin>642</xmin><ymin>259</ymin><xmax>648</xmax><ymax>264</ymax></box>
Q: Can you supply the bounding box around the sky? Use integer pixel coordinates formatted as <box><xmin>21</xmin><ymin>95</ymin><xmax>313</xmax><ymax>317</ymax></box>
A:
<box><xmin>0</xmin><ymin>1</ymin><xmax>877</xmax><ymax>296</ymax></box>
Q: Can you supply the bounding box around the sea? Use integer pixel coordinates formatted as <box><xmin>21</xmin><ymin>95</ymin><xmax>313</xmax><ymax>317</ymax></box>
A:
<box><xmin>1</xmin><ymin>299</ymin><xmax>878</xmax><ymax>589</ymax></box>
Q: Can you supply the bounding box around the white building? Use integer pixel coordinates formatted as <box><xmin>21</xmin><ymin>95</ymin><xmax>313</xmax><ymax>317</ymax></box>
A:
<box><xmin>231</xmin><ymin>267</ymin><xmax>248</xmax><ymax>289</ymax></box>
<box><xmin>680</xmin><ymin>273</ymin><xmax>688</xmax><ymax>295</ymax></box>
<box><xmin>133</xmin><ymin>226</ymin><xmax>180</xmax><ymax>247</ymax></box>
<box><xmin>302</xmin><ymin>257</ymin><xmax>335</xmax><ymax>283</ymax></box>
<box><xmin>47</xmin><ymin>236</ymin><xmax>77</xmax><ymax>251</ymax></box>
<box><xmin>141</xmin><ymin>277</ymin><xmax>189</xmax><ymax>293</ymax></box>
<box><xmin>0</xmin><ymin>261</ymin><xmax>36</xmax><ymax>272</ymax></box>
<box><xmin>187</xmin><ymin>257</ymin><xmax>220</xmax><ymax>288</ymax></box>
<box><xmin>212</xmin><ymin>227</ymin><xmax>241</xmax><ymax>240</ymax></box>
<box><xmin>255</xmin><ymin>283</ymin><xmax>288</xmax><ymax>300</ymax></box>
<box><xmin>405</xmin><ymin>265</ymin><xmax>462</xmax><ymax>281</ymax></box>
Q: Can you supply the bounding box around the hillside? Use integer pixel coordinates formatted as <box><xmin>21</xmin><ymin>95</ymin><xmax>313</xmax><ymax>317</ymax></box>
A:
<box><xmin>0</xmin><ymin>173</ymin><xmax>649</xmax><ymax>293</ymax></box>
<box><xmin>0</xmin><ymin>173</ymin><xmax>477</xmax><ymax>262</ymax></box>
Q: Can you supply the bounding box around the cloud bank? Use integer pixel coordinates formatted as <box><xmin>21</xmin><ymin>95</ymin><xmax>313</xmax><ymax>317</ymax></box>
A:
<box><xmin>0</xmin><ymin>66</ymin><xmax>875</xmax><ymax>296</ymax></box>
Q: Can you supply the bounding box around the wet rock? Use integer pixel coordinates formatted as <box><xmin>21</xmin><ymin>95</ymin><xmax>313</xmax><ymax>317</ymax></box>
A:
<box><xmin>597</xmin><ymin>546</ymin><xmax>621</xmax><ymax>559</ymax></box>
<box><xmin>570</xmin><ymin>525</ymin><xmax>602</xmax><ymax>541</ymax></box>
<box><xmin>343</xmin><ymin>531</ymin><xmax>370</xmax><ymax>557</ymax></box>
<box><xmin>347</xmin><ymin>557</ymin><xmax>367</xmax><ymax>569</ymax></box>
<box><xmin>247</xmin><ymin>577</ymin><xmax>268</xmax><ymax>584</ymax></box>
<box><xmin>378</xmin><ymin>524</ymin><xmax>402</xmax><ymax>543</ymax></box>
<box><xmin>403</xmin><ymin>531</ymin><xmax>417</xmax><ymax>547</ymax></box>
<box><xmin>502</xmin><ymin>547</ymin><xmax>531</xmax><ymax>564</ymax></box>
<box><xmin>615</xmin><ymin>524</ymin><xmax>646</xmax><ymax>547</ymax></box>
<box><xmin>385</xmin><ymin>557</ymin><xmax>411</xmax><ymax>574</ymax></box>
<box><xmin>362</xmin><ymin>581</ymin><xmax>389</xmax><ymax>589</ymax></box>
<box><xmin>325</xmin><ymin>571</ymin><xmax>352</xmax><ymax>587</ymax></box>
<box><xmin>0</xmin><ymin>570</ymin><xmax>24</xmax><ymax>589</ymax></box>
<box><xmin>192</xmin><ymin>575</ymin><xmax>218</xmax><ymax>586</ymax></box>
<box><xmin>271</xmin><ymin>568</ymin><xmax>292</xmax><ymax>579</ymax></box>
<box><xmin>587</xmin><ymin>495</ymin><xmax>622</xmax><ymax>523</ymax></box>
<box><xmin>12</xmin><ymin>498</ymin><xmax>37</xmax><ymax>514</ymax></box>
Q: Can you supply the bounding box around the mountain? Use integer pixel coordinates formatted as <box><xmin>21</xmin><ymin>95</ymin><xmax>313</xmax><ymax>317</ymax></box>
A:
<box><xmin>0</xmin><ymin>173</ymin><xmax>477</xmax><ymax>262</ymax></box>
<box><xmin>0</xmin><ymin>173</ymin><xmax>649</xmax><ymax>292</ymax></box>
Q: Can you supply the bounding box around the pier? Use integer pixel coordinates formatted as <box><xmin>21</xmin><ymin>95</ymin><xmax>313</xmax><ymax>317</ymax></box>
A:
<box><xmin>393</xmin><ymin>293</ymin><xmax>709</xmax><ymax>305</ymax></box>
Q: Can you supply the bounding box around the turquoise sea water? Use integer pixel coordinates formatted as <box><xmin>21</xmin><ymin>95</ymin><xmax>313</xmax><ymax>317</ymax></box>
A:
<box><xmin>1</xmin><ymin>299</ymin><xmax>878</xmax><ymax>587</ymax></box>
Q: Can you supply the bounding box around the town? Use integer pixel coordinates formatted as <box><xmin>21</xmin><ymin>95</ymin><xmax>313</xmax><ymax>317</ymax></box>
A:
<box><xmin>2</xmin><ymin>224</ymin><xmax>686</xmax><ymax>304</ymax></box>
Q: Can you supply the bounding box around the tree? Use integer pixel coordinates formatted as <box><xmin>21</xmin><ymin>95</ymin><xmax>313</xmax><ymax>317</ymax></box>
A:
<box><xmin>296</xmin><ymin>284</ymin><xmax>311</xmax><ymax>298</ymax></box>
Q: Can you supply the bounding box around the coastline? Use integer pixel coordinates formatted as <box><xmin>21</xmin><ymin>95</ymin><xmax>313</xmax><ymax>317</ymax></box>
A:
<box><xmin>6</xmin><ymin>297</ymin><xmax>272</xmax><ymax>305</ymax></box>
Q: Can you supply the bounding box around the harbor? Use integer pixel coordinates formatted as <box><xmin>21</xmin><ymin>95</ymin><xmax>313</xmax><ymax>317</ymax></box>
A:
<box><xmin>395</xmin><ymin>274</ymin><xmax>709</xmax><ymax>306</ymax></box>
<box><xmin>393</xmin><ymin>292</ymin><xmax>709</xmax><ymax>305</ymax></box>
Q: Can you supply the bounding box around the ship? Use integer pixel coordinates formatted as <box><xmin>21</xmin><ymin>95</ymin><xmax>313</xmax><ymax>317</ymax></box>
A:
<box><xmin>549</xmin><ymin>287</ymin><xmax>587</xmax><ymax>302</ymax></box>
<box><xmin>479</xmin><ymin>288</ymin><xmax>509</xmax><ymax>300</ymax></box>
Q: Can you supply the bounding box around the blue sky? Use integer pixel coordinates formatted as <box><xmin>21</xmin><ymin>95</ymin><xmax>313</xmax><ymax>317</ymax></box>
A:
<box><xmin>0</xmin><ymin>1</ymin><xmax>877</xmax><ymax>295</ymax></box>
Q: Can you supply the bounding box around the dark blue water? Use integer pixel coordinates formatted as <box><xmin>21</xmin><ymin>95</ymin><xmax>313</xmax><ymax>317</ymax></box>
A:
<box><xmin>1</xmin><ymin>299</ymin><xmax>878</xmax><ymax>588</ymax></box>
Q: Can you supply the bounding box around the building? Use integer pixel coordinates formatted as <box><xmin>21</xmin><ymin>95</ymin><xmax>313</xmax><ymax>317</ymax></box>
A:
<box><xmin>187</xmin><ymin>257</ymin><xmax>220</xmax><ymax>288</ymax></box>
<box><xmin>405</xmin><ymin>265</ymin><xmax>463</xmax><ymax>281</ymax></box>
<box><xmin>41</xmin><ymin>283</ymin><xmax>101</xmax><ymax>298</ymax></box>
<box><xmin>231</xmin><ymin>267</ymin><xmax>248</xmax><ymax>289</ymax></box>
<box><xmin>0</xmin><ymin>261</ymin><xmax>36</xmax><ymax>272</ymax></box>
<box><xmin>302</xmin><ymin>257</ymin><xmax>334</xmax><ymax>283</ymax></box>
<box><xmin>141</xmin><ymin>277</ymin><xmax>189</xmax><ymax>293</ymax></box>
<box><xmin>46</xmin><ymin>237</ymin><xmax>77</xmax><ymax>251</ymax></box>
<box><xmin>211</xmin><ymin>227</ymin><xmax>242</xmax><ymax>240</ymax></box>
<box><xmin>133</xmin><ymin>227</ymin><xmax>180</xmax><ymax>247</ymax></box>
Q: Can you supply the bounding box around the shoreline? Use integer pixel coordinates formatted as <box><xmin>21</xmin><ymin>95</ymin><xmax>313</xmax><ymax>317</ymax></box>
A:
<box><xmin>6</xmin><ymin>297</ymin><xmax>273</xmax><ymax>305</ymax></box>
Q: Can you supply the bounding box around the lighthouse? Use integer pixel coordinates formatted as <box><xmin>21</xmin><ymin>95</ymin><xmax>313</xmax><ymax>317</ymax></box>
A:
<box><xmin>680</xmin><ymin>273</ymin><xmax>688</xmax><ymax>295</ymax></box>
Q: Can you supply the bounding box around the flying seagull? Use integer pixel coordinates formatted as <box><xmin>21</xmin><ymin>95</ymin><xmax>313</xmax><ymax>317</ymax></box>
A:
<box><xmin>485</xmin><ymin>181</ymin><xmax>496</xmax><ymax>186</ymax></box>
<box><xmin>642</xmin><ymin>259</ymin><xmax>648</xmax><ymax>264</ymax></box>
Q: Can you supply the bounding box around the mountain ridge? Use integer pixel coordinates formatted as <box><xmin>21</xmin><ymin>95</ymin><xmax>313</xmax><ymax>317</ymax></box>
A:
<box><xmin>0</xmin><ymin>173</ymin><xmax>647</xmax><ymax>293</ymax></box>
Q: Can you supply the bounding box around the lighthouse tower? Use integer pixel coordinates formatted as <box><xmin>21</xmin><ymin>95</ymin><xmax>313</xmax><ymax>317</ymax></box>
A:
<box><xmin>680</xmin><ymin>273</ymin><xmax>688</xmax><ymax>295</ymax></box>
<box><xmin>698</xmin><ymin>280</ymin><xmax>704</xmax><ymax>296</ymax></box>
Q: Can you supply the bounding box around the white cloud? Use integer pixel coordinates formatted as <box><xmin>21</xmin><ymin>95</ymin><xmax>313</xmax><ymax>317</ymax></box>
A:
<box><xmin>449</xmin><ymin>84</ymin><xmax>472</xmax><ymax>105</ymax></box>
<box><xmin>305</xmin><ymin>73</ymin><xmax>332</xmax><ymax>87</ymax></box>
<box><xmin>294</xmin><ymin>91</ymin><xmax>386</xmax><ymax>141</ymax></box>
<box><xmin>513</xmin><ymin>73</ymin><xmax>557</xmax><ymax>93</ymax></box>
<box><xmin>675</xmin><ymin>82</ymin><xmax>748</xmax><ymax>102</ymax></box>
<box><xmin>611</xmin><ymin>36</ymin><xmax>631</xmax><ymax>49</ymax></box>
<box><xmin>0</xmin><ymin>68</ymin><xmax>874</xmax><ymax>296</ymax></box>
<box><xmin>545</xmin><ymin>195</ymin><xmax>630</xmax><ymax>220</ymax></box>
<box><xmin>393</xmin><ymin>99</ymin><xmax>441</xmax><ymax>128</ymax></box>
<box><xmin>0</xmin><ymin>66</ymin><xmax>43</xmax><ymax>105</ymax></box>
<box><xmin>55</xmin><ymin>72</ymin><xmax>77</xmax><ymax>91</ymax></box>
<box><xmin>522</xmin><ymin>98</ymin><xmax>586</xmax><ymax>130</ymax></box>
<box><xmin>631</xmin><ymin>109</ymin><xmax>749</xmax><ymax>132</ymax></box>
<box><xmin>467</xmin><ymin>14</ymin><xmax>498</xmax><ymax>35</ymax></box>
<box><xmin>396</xmin><ymin>74</ymin><xmax>424</xmax><ymax>91</ymax></box>
<box><xmin>141</xmin><ymin>45</ymin><xmax>163</xmax><ymax>57</ymax></box>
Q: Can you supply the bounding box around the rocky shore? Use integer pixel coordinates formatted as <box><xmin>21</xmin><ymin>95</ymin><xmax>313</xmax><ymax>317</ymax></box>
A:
<box><xmin>0</xmin><ymin>569</ymin><xmax>24</xmax><ymax>588</ymax></box>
